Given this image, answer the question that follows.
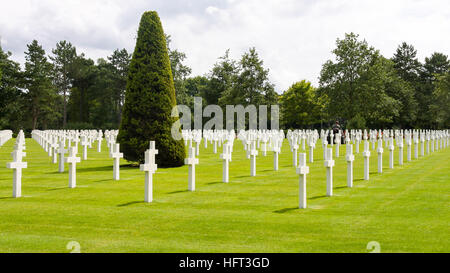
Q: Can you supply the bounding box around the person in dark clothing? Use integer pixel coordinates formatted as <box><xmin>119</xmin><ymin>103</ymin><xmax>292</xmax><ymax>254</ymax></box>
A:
<box><xmin>330</xmin><ymin>121</ymin><xmax>341</xmax><ymax>143</ymax></box>
<box><xmin>332</xmin><ymin>120</ymin><xmax>340</xmax><ymax>134</ymax></box>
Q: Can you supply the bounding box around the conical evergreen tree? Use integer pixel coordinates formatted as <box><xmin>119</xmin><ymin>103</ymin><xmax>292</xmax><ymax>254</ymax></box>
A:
<box><xmin>117</xmin><ymin>11</ymin><xmax>185</xmax><ymax>167</ymax></box>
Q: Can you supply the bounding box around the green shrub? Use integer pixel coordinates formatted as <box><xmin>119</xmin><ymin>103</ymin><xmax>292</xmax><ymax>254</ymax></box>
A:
<box><xmin>346</xmin><ymin>114</ymin><xmax>366</xmax><ymax>129</ymax></box>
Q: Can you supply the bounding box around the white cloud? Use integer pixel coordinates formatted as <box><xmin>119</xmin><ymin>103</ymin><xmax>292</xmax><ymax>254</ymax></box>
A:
<box><xmin>1</xmin><ymin>0</ymin><xmax>449</xmax><ymax>92</ymax></box>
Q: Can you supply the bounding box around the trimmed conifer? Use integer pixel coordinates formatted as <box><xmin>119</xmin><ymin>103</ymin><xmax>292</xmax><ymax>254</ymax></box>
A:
<box><xmin>117</xmin><ymin>11</ymin><xmax>185</xmax><ymax>167</ymax></box>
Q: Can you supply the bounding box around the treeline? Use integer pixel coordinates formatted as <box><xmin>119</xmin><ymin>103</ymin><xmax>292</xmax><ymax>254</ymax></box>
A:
<box><xmin>0</xmin><ymin>32</ymin><xmax>449</xmax><ymax>133</ymax></box>
<box><xmin>171</xmin><ymin>32</ymin><xmax>449</xmax><ymax>130</ymax></box>
<box><xmin>0</xmin><ymin>40</ymin><xmax>131</xmax><ymax>132</ymax></box>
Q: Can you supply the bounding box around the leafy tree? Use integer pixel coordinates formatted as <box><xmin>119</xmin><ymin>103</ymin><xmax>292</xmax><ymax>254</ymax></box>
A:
<box><xmin>185</xmin><ymin>75</ymin><xmax>209</xmax><ymax>98</ymax></box>
<box><xmin>108</xmin><ymin>48</ymin><xmax>131</xmax><ymax>125</ymax></box>
<box><xmin>117</xmin><ymin>11</ymin><xmax>185</xmax><ymax>167</ymax></box>
<box><xmin>359</xmin><ymin>56</ymin><xmax>403</xmax><ymax>128</ymax></box>
<box><xmin>392</xmin><ymin>42</ymin><xmax>422</xmax><ymax>83</ymax></box>
<box><xmin>50</xmin><ymin>40</ymin><xmax>76</xmax><ymax>128</ymax></box>
<box><xmin>0</xmin><ymin>45</ymin><xmax>25</xmax><ymax>131</ymax></box>
<box><xmin>88</xmin><ymin>58</ymin><xmax>116</xmax><ymax>128</ymax></box>
<box><xmin>24</xmin><ymin>40</ymin><xmax>58</xmax><ymax>129</ymax></box>
<box><xmin>219</xmin><ymin>47</ymin><xmax>277</xmax><ymax>106</ymax></box>
<box><xmin>319</xmin><ymin>33</ymin><xmax>380</xmax><ymax>121</ymax></box>
<box><xmin>423</xmin><ymin>52</ymin><xmax>449</xmax><ymax>81</ymax></box>
<box><xmin>430</xmin><ymin>72</ymin><xmax>450</xmax><ymax>128</ymax></box>
<box><xmin>381</xmin><ymin>58</ymin><xmax>418</xmax><ymax>128</ymax></box>
<box><xmin>391</xmin><ymin>42</ymin><xmax>431</xmax><ymax>128</ymax></box>
<box><xmin>318</xmin><ymin>33</ymin><xmax>425</xmax><ymax>128</ymax></box>
<box><xmin>423</xmin><ymin>53</ymin><xmax>449</xmax><ymax>128</ymax></box>
<box><xmin>67</xmin><ymin>54</ymin><xmax>96</xmax><ymax>124</ymax></box>
<box><xmin>204</xmin><ymin>49</ymin><xmax>237</xmax><ymax>105</ymax></box>
<box><xmin>166</xmin><ymin>34</ymin><xmax>192</xmax><ymax>107</ymax></box>
<box><xmin>280</xmin><ymin>80</ymin><xmax>322</xmax><ymax>129</ymax></box>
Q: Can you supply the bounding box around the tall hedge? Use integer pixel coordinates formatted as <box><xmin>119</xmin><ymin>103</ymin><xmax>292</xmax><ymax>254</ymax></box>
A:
<box><xmin>117</xmin><ymin>11</ymin><xmax>185</xmax><ymax>167</ymax></box>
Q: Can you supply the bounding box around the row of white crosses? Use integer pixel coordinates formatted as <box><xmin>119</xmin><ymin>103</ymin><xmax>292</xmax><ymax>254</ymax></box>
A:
<box><xmin>5</xmin><ymin>127</ymin><xmax>449</xmax><ymax>206</ymax></box>
<box><xmin>30</xmin><ymin>129</ymin><xmax>122</xmax><ymax>187</ymax></box>
<box><xmin>0</xmin><ymin>130</ymin><xmax>13</xmax><ymax>147</ymax></box>
<box><xmin>287</xmin><ymin>130</ymin><xmax>319</xmax><ymax>164</ymax></box>
<box><xmin>6</xmin><ymin>130</ymin><xmax>27</xmax><ymax>198</ymax></box>
<box><xmin>296</xmin><ymin>128</ymin><xmax>450</xmax><ymax>209</ymax></box>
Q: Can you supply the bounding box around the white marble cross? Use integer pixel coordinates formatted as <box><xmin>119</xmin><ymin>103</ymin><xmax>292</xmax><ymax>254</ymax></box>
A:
<box><xmin>377</xmin><ymin>138</ymin><xmax>383</xmax><ymax>174</ymax></box>
<box><xmin>65</xmin><ymin>147</ymin><xmax>81</xmax><ymax>188</ymax></box>
<box><xmin>185</xmin><ymin>147</ymin><xmax>199</xmax><ymax>191</ymax></box>
<box><xmin>273</xmin><ymin>139</ymin><xmax>281</xmax><ymax>171</ymax></box>
<box><xmin>194</xmin><ymin>136</ymin><xmax>201</xmax><ymax>156</ymax></box>
<box><xmin>96</xmin><ymin>135</ymin><xmax>102</xmax><ymax>153</ymax></box>
<box><xmin>81</xmin><ymin>135</ymin><xmax>88</xmax><ymax>160</ymax></box>
<box><xmin>296</xmin><ymin>153</ymin><xmax>309</xmax><ymax>209</ymax></box>
<box><xmin>346</xmin><ymin>144</ymin><xmax>354</xmax><ymax>188</ymax></box>
<box><xmin>261</xmin><ymin>137</ymin><xmax>268</xmax><ymax>156</ymax></box>
<box><xmin>292</xmin><ymin>142</ymin><xmax>299</xmax><ymax>167</ymax></box>
<box><xmin>414</xmin><ymin>132</ymin><xmax>419</xmax><ymax>159</ymax></box>
<box><xmin>322</xmin><ymin>138</ymin><xmax>328</xmax><ymax>160</ymax></box>
<box><xmin>213</xmin><ymin>137</ymin><xmax>218</xmax><ymax>154</ymax></box>
<box><xmin>245</xmin><ymin>139</ymin><xmax>251</xmax><ymax>159</ymax></box>
<box><xmin>398</xmin><ymin>136</ymin><xmax>404</xmax><ymax>166</ymax></box>
<box><xmin>388</xmin><ymin>137</ymin><xmax>395</xmax><ymax>169</ymax></box>
<box><xmin>420</xmin><ymin>132</ymin><xmax>425</xmax><ymax>157</ymax></box>
<box><xmin>324</xmin><ymin>148</ymin><xmax>335</xmax><ymax>196</ymax></box>
<box><xmin>58</xmin><ymin>141</ymin><xmax>67</xmax><ymax>173</ymax></box>
<box><xmin>51</xmin><ymin>140</ymin><xmax>58</xmax><ymax>164</ymax></box>
<box><xmin>140</xmin><ymin>141</ymin><xmax>158</xmax><ymax>202</ymax></box>
<box><xmin>220</xmin><ymin>143</ymin><xmax>231</xmax><ymax>183</ymax></box>
<box><xmin>355</xmin><ymin>132</ymin><xmax>361</xmax><ymax>154</ymax></box>
<box><xmin>363</xmin><ymin>140</ymin><xmax>371</xmax><ymax>180</ymax></box>
<box><xmin>308</xmin><ymin>140</ymin><xmax>315</xmax><ymax>163</ymax></box>
<box><xmin>335</xmin><ymin>132</ymin><xmax>341</xmax><ymax>157</ymax></box>
<box><xmin>6</xmin><ymin>149</ymin><xmax>28</xmax><ymax>198</ymax></box>
<box><xmin>111</xmin><ymin>143</ymin><xmax>123</xmax><ymax>180</ymax></box>
<box><xmin>250</xmin><ymin>141</ymin><xmax>258</xmax><ymax>176</ymax></box>
<box><xmin>73</xmin><ymin>135</ymin><xmax>80</xmax><ymax>150</ymax></box>
<box><xmin>406</xmin><ymin>131</ymin><xmax>412</xmax><ymax>161</ymax></box>
<box><xmin>47</xmin><ymin>137</ymin><xmax>53</xmax><ymax>157</ymax></box>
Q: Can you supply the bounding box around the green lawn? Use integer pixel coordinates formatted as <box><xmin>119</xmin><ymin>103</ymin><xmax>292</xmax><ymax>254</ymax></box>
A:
<box><xmin>0</xmin><ymin>137</ymin><xmax>448</xmax><ymax>253</ymax></box>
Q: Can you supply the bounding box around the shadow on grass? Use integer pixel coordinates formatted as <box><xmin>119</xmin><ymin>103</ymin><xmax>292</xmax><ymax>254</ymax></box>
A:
<box><xmin>273</xmin><ymin>207</ymin><xmax>298</xmax><ymax>213</ymax></box>
<box><xmin>0</xmin><ymin>196</ymin><xmax>14</xmax><ymax>200</ymax></box>
<box><xmin>308</xmin><ymin>195</ymin><xmax>327</xmax><ymax>200</ymax></box>
<box><xmin>167</xmin><ymin>190</ymin><xmax>189</xmax><ymax>194</ymax></box>
<box><xmin>76</xmin><ymin>165</ymin><xmax>136</xmax><ymax>173</ymax></box>
<box><xmin>117</xmin><ymin>201</ymin><xmax>145</xmax><ymax>207</ymax></box>
<box><xmin>47</xmin><ymin>187</ymin><xmax>68</xmax><ymax>191</ymax></box>
<box><xmin>206</xmin><ymin>181</ymin><xmax>223</xmax><ymax>185</ymax></box>
<box><xmin>334</xmin><ymin>186</ymin><xmax>348</xmax><ymax>189</ymax></box>
<box><xmin>233</xmin><ymin>175</ymin><xmax>250</xmax><ymax>178</ymax></box>
<box><xmin>45</xmin><ymin>171</ymin><xmax>63</xmax><ymax>174</ymax></box>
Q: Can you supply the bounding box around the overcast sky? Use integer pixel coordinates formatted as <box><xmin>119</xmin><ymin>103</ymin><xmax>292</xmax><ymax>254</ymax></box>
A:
<box><xmin>1</xmin><ymin>0</ymin><xmax>449</xmax><ymax>92</ymax></box>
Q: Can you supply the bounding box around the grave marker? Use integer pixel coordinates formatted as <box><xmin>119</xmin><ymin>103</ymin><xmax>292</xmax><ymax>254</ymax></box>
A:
<box><xmin>65</xmin><ymin>147</ymin><xmax>80</xmax><ymax>188</ymax></box>
<box><xmin>111</xmin><ymin>143</ymin><xmax>123</xmax><ymax>180</ymax></box>
<box><xmin>140</xmin><ymin>141</ymin><xmax>158</xmax><ymax>203</ymax></box>
<box><xmin>296</xmin><ymin>153</ymin><xmax>309</xmax><ymax>209</ymax></box>
<box><xmin>6</xmin><ymin>150</ymin><xmax>27</xmax><ymax>198</ymax></box>
<box><xmin>185</xmin><ymin>147</ymin><xmax>199</xmax><ymax>191</ymax></box>
<box><xmin>324</xmin><ymin>148</ymin><xmax>334</xmax><ymax>196</ymax></box>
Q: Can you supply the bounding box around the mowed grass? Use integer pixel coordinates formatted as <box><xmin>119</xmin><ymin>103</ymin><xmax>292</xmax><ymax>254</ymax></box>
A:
<box><xmin>0</xmin><ymin>137</ymin><xmax>449</xmax><ymax>253</ymax></box>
